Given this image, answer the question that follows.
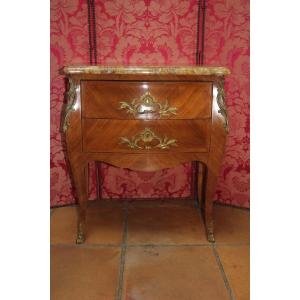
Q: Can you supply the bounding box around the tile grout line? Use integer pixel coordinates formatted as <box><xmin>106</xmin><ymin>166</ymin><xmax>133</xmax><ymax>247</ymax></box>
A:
<box><xmin>196</xmin><ymin>201</ymin><xmax>241</xmax><ymax>300</ymax></box>
<box><xmin>212</xmin><ymin>244</ymin><xmax>236</xmax><ymax>300</ymax></box>
<box><xmin>127</xmin><ymin>242</ymin><xmax>249</xmax><ymax>247</ymax></box>
<box><xmin>51</xmin><ymin>243</ymin><xmax>122</xmax><ymax>248</ymax></box>
<box><xmin>116</xmin><ymin>201</ymin><xmax>128</xmax><ymax>300</ymax></box>
<box><xmin>50</xmin><ymin>241</ymin><xmax>250</xmax><ymax>249</ymax></box>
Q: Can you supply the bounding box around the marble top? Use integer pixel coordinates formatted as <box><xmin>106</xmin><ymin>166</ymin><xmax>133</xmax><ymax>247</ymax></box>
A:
<box><xmin>63</xmin><ymin>65</ymin><xmax>230</xmax><ymax>76</ymax></box>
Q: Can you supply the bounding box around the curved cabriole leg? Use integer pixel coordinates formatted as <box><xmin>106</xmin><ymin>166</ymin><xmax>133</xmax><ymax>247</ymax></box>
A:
<box><xmin>75</xmin><ymin>164</ymin><xmax>88</xmax><ymax>244</ymax></box>
<box><xmin>195</xmin><ymin>161</ymin><xmax>205</xmax><ymax>209</ymax></box>
<box><xmin>205</xmin><ymin>166</ymin><xmax>216</xmax><ymax>243</ymax></box>
<box><xmin>76</xmin><ymin>184</ymin><xmax>88</xmax><ymax>244</ymax></box>
<box><xmin>199</xmin><ymin>162</ymin><xmax>217</xmax><ymax>243</ymax></box>
<box><xmin>191</xmin><ymin>161</ymin><xmax>199</xmax><ymax>208</ymax></box>
<box><xmin>69</xmin><ymin>156</ymin><xmax>88</xmax><ymax>244</ymax></box>
<box><xmin>199</xmin><ymin>78</ymin><xmax>228</xmax><ymax>243</ymax></box>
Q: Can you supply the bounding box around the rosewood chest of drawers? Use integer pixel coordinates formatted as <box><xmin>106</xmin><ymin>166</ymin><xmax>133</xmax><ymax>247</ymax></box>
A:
<box><xmin>62</xmin><ymin>66</ymin><xmax>230</xmax><ymax>244</ymax></box>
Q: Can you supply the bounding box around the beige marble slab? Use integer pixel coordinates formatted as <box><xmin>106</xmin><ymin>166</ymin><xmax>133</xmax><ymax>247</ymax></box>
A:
<box><xmin>63</xmin><ymin>65</ymin><xmax>230</xmax><ymax>76</ymax></box>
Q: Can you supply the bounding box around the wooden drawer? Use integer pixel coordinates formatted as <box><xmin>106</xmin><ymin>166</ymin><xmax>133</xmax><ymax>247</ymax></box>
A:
<box><xmin>81</xmin><ymin>81</ymin><xmax>212</xmax><ymax>120</ymax></box>
<box><xmin>82</xmin><ymin>119</ymin><xmax>211</xmax><ymax>153</ymax></box>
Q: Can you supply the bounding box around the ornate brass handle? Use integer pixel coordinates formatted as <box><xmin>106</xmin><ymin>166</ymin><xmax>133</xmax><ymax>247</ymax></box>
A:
<box><xmin>119</xmin><ymin>91</ymin><xmax>177</xmax><ymax>118</ymax></box>
<box><xmin>120</xmin><ymin>128</ymin><xmax>177</xmax><ymax>150</ymax></box>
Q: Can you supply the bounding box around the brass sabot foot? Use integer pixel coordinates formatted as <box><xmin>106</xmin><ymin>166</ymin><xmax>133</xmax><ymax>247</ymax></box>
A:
<box><xmin>207</xmin><ymin>231</ymin><xmax>215</xmax><ymax>243</ymax></box>
<box><xmin>76</xmin><ymin>222</ymin><xmax>86</xmax><ymax>244</ymax></box>
<box><xmin>206</xmin><ymin>223</ymin><xmax>215</xmax><ymax>243</ymax></box>
<box><xmin>76</xmin><ymin>232</ymin><xmax>85</xmax><ymax>244</ymax></box>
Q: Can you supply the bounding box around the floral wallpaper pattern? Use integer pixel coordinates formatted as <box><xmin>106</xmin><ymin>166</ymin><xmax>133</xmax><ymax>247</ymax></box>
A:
<box><xmin>205</xmin><ymin>0</ymin><xmax>250</xmax><ymax>207</ymax></box>
<box><xmin>50</xmin><ymin>0</ymin><xmax>250</xmax><ymax>208</ymax></box>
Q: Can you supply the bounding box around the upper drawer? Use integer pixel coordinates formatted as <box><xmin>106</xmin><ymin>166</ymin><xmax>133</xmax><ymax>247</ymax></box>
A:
<box><xmin>81</xmin><ymin>81</ymin><xmax>212</xmax><ymax>119</ymax></box>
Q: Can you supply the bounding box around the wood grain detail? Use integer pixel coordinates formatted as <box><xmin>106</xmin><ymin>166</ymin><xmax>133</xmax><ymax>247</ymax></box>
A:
<box><xmin>81</xmin><ymin>81</ymin><xmax>212</xmax><ymax>119</ymax></box>
<box><xmin>82</xmin><ymin>119</ymin><xmax>211</xmax><ymax>153</ymax></box>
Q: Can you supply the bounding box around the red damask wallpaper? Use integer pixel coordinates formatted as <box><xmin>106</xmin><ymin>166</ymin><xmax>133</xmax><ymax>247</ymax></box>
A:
<box><xmin>50</xmin><ymin>0</ymin><xmax>250</xmax><ymax>208</ymax></box>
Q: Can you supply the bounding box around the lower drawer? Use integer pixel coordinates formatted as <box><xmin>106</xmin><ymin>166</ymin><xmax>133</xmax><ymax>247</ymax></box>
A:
<box><xmin>82</xmin><ymin>119</ymin><xmax>211</xmax><ymax>153</ymax></box>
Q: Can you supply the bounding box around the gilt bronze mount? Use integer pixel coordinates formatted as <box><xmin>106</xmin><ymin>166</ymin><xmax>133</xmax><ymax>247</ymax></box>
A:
<box><xmin>119</xmin><ymin>91</ymin><xmax>177</xmax><ymax>118</ymax></box>
<box><xmin>120</xmin><ymin>127</ymin><xmax>177</xmax><ymax>150</ymax></box>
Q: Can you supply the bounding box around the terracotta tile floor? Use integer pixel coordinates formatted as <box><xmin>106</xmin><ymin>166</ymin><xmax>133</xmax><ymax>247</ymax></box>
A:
<box><xmin>51</xmin><ymin>201</ymin><xmax>249</xmax><ymax>300</ymax></box>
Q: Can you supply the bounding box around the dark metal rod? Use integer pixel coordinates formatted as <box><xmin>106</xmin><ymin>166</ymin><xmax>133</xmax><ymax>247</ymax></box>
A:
<box><xmin>87</xmin><ymin>0</ymin><xmax>93</xmax><ymax>64</ymax></box>
<box><xmin>91</xmin><ymin>0</ymin><xmax>97</xmax><ymax>64</ymax></box>
<box><xmin>201</xmin><ymin>0</ymin><xmax>206</xmax><ymax>65</ymax></box>
<box><xmin>195</xmin><ymin>0</ymin><xmax>201</xmax><ymax>65</ymax></box>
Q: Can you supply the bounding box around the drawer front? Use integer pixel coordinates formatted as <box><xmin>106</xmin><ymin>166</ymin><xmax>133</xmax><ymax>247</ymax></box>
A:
<box><xmin>82</xmin><ymin>119</ymin><xmax>211</xmax><ymax>153</ymax></box>
<box><xmin>81</xmin><ymin>81</ymin><xmax>212</xmax><ymax>120</ymax></box>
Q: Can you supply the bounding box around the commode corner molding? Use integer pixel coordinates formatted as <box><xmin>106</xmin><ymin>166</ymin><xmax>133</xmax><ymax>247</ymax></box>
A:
<box><xmin>63</xmin><ymin>78</ymin><xmax>77</xmax><ymax>133</ymax></box>
<box><xmin>216</xmin><ymin>77</ymin><xmax>229</xmax><ymax>134</ymax></box>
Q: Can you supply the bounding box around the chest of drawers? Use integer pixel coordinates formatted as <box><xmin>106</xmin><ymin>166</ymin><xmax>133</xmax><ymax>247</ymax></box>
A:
<box><xmin>62</xmin><ymin>66</ymin><xmax>230</xmax><ymax>244</ymax></box>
